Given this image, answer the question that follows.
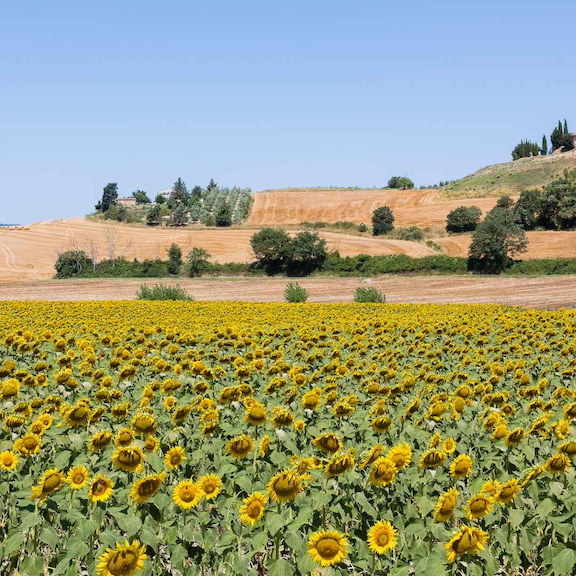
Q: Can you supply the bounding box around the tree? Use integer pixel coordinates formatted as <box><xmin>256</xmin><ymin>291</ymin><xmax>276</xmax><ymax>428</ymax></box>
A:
<box><xmin>191</xmin><ymin>185</ymin><xmax>203</xmax><ymax>200</ymax></box>
<box><xmin>250</xmin><ymin>228</ymin><xmax>292</xmax><ymax>274</ymax></box>
<box><xmin>551</xmin><ymin>120</ymin><xmax>567</xmax><ymax>151</ymax></box>
<box><xmin>171</xmin><ymin>178</ymin><xmax>188</xmax><ymax>202</ymax></box>
<box><xmin>557</xmin><ymin>133</ymin><xmax>575</xmax><ymax>153</ymax></box>
<box><xmin>468</xmin><ymin>207</ymin><xmax>528</xmax><ymax>274</ymax></box>
<box><xmin>513</xmin><ymin>189</ymin><xmax>542</xmax><ymax>230</ymax></box>
<box><xmin>146</xmin><ymin>205</ymin><xmax>162</xmax><ymax>226</ymax></box>
<box><xmin>132</xmin><ymin>190</ymin><xmax>151</xmax><ymax>204</ymax></box>
<box><xmin>388</xmin><ymin>176</ymin><xmax>414</xmax><ymax>189</ymax></box>
<box><xmin>445</xmin><ymin>206</ymin><xmax>482</xmax><ymax>233</ymax></box>
<box><xmin>54</xmin><ymin>250</ymin><xmax>93</xmax><ymax>278</ymax></box>
<box><xmin>285</xmin><ymin>232</ymin><xmax>328</xmax><ymax>276</ymax></box>
<box><xmin>186</xmin><ymin>248</ymin><xmax>211</xmax><ymax>277</ymax></box>
<box><xmin>496</xmin><ymin>195</ymin><xmax>514</xmax><ymax>209</ymax></box>
<box><xmin>511</xmin><ymin>140</ymin><xmax>540</xmax><ymax>160</ymax></box>
<box><xmin>541</xmin><ymin>134</ymin><xmax>548</xmax><ymax>155</ymax></box>
<box><xmin>95</xmin><ymin>183</ymin><xmax>118</xmax><ymax>212</ymax></box>
<box><xmin>167</xmin><ymin>204</ymin><xmax>188</xmax><ymax>227</ymax></box>
<box><xmin>155</xmin><ymin>193</ymin><xmax>166</xmax><ymax>204</ymax></box>
<box><xmin>207</xmin><ymin>179</ymin><xmax>218</xmax><ymax>192</ymax></box>
<box><xmin>167</xmin><ymin>243</ymin><xmax>183</xmax><ymax>275</ymax></box>
<box><xmin>564</xmin><ymin>119</ymin><xmax>569</xmax><ymax>134</ymax></box>
<box><xmin>214</xmin><ymin>201</ymin><xmax>232</xmax><ymax>227</ymax></box>
<box><xmin>372</xmin><ymin>206</ymin><xmax>395</xmax><ymax>236</ymax></box>
<box><xmin>538</xmin><ymin>173</ymin><xmax>576</xmax><ymax>230</ymax></box>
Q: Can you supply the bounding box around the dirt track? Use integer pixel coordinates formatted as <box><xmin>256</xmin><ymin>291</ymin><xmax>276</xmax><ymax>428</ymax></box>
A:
<box><xmin>1</xmin><ymin>276</ymin><xmax>575</xmax><ymax>309</ymax></box>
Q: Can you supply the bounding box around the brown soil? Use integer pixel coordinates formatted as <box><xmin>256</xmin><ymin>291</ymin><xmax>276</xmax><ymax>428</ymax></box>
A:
<box><xmin>0</xmin><ymin>276</ymin><xmax>574</xmax><ymax>309</ymax></box>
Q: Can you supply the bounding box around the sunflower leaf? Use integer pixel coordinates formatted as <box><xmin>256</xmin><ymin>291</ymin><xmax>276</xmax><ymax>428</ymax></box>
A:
<box><xmin>552</xmin><ymin>548</ymin><xmax>576</xmax><ymax>576</ymax></box>
<box><xmin>267</xmin><ymin>558</ymin><xmax>294</xmax><ymax>576</ymax></box>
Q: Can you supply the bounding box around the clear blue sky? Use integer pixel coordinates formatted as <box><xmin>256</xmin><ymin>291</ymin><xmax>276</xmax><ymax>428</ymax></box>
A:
<box><xmin>1</xmin><ymin>0</ymin><xmax>574</xmax><ymax>224</ymax></box>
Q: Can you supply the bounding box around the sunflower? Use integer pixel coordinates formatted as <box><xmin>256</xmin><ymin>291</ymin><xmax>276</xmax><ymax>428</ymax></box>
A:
<box><xmin>419</xmin><ymin>449</ymin><xmax>446</xmax><ymax>469</ymax></box>
<box><xmin>491</xmin><ymin>425</ymin><xmax>508</xmax><ymax>442</ymax></box>
<box><xmin>505</xmin><ymin>428</ymin><xmax>525</xmax><ymax>447</ymax></box>
<box><xmin>239</xmin><ymin>492</ymin><xmax>267</xmax><ymax>526</ymax></box>
<box><xmin>325</xmin><ymin>453</ymin><xmax>355</xmax><ymax>478</ymax></box>
<box><xmin>369</xmin><ymin>457</ymin><xmax>397</xmax><ymax>486</ymax></box>
<box><xmin>143</xmin><ymin>435</ymin><xmax>160</xmax><ymax>453</ymax></box>
<box><xmin>65</xmin><ymin>403</ymin><xmax>91</xmax><ymax>427</ymax></box>
<box><xmin>434</xmin><ymin>488</ymin><xmax>459</xmax><ymax>522</ymax></box>
<box><xmin>131</xmin><ymin>472</ymin><xmax>166</xmax><ymax>504</ymax></box>
<box><xmin>465</xmin><ymin>494</ymin><xmax>494</xmax><ymax>520</ymax></box>
<box><xmin>442</xmin><ymin>437</ymin><xmax>457</xmax><ymax>454</ymax></box>
<box><xmin>0</xmin><ymin>450</ymin><xmax>19</xmax><ymax>471</ymax></box>
<box><xmin>130</xmin><ymin>412</ymin><xmax>157</xmax><ymax>436</ymax></box>
<box><xmin>271</xmin><ymin>408</ymin><xmax>294</xmax><ymax>429</ymax></box>
<box><xmin>294</xmin><ymin>419</ymin><xmax>306</xmax><ymax>433</ymax></box>
<box><xmin>558</xmin><ymin>441</ymin><xmax>576</xmax><ymax>458</ymax></box>
<box><xmin>31</xmin><ymin>468</ymin><xmax>66</xmax><ymax>501</ymax></box>
<box><xmin>521</xmin><ymin>466</ymin><xmax>544</xmax><ymax>486</ymax></box>
<box><xmin>371</xmin><ymin>416</ymin><xmax>392</xmax><ymax>433</ymax></box>
<box><xmin>112</xmin><ymin>446</ymin><xmax>145</xmax><ymax>473</ymax></box>
<box><xmin>14</xmin><ymin>432</ymin><xmax>42</xmax><ymax>457</ymax></box>
<box><xmin>546</xmin><ymin>453</ymin><xmax>571</xmax><ymax>475</ymax></box>
<box><xmin>267</xmin><ymin>470</ymin><xmax>302</xmax><ymax>503</ymax></box>
<box><xmin>445</xmin><ymin>525</ymin><xmax>488</xmax><ymax>563</ymax></box>
<box><xmin>172</xmin><ymin>480</ymin><xmax>203</xmax><ymax>510</ymax></box>
<box><xmin>96</xmin><ymin>539</ymin><xmax>147</xmax><ymax>576</ymax></box>
<box><xmin>259</xmin><ymin>435</ymin><xmax>270</xmax><ymax>458</ymax></box>
<box><xmin>495</xmin><ymin>479</ymin><xmax>521</xmax><ymax>505</ymax></box>
<box><xmin>226</xmin><ymin>435</ymin><xmax>254</xmax><ymax>459</ymax></box>
<box><xmin>449</xmin><ymin>454</ymin><xmax>473</xmax><ymax>479</ymax></box>
<box><xmin>367</xmin><ymin>521</ymin><xmax>397</xmax><ymax>554</ymax></box>
<box><xmin>164</xmin><ymin>447</ymin><xmax>186</xmax><ymax>470</ymax></box>
<box><xmin>198</xmin><ymin>474</ymin><xmax>222</xmax><ymax>500</ymax></box>
<box><xmin>313</xmin><ymin>433</ymin><xmax>342</xmax><ymax>455</ymax></box>
<box><xmin>308</xmin><ymin>530</ymin><xmax>349</xmax><ymax>567</ymax></box>
<box><xmin>359</xmin><ymin>444</ymin><xmax>384</xmax><ymax>470</ymax></box>
<box><xmin>67</xmin><ymin>465</ymin><xmax>90</xmax><ymax>490</ymax></box>
<box><xmin>89</xmin><ymin>474</ymin><xmax>114</xmax><ymax>503</ymax></box>
<box><xmin>481</xmin><ymin>479</ymin><xmax>501</xmax><ymax>496</ymax></box>
<box><xmin>244</xmin><ymin>402</ymin><xmax>267</xmax><ymax>426</ymax></box>
<box><xmin>89</xmin><ymin>431</ymin><xmax>114</xmax><ymax>453</ymax></box>
<box><xmin>386</xmin><ymin>443</ymin><xmax>412</xmax><ymax>471</ymax></box>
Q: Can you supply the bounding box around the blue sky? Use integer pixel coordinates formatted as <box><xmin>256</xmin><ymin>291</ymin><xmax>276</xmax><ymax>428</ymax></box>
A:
<box><xmin>1</xmin><ymin>1</ymin><xmax>574</xmax><ymax>224</ymax></box>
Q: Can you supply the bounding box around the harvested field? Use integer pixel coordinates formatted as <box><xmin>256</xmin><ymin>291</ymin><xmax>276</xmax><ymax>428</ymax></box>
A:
<box><xmin>1</xmin><ymin>275</ymin><xmax>575</xmax><ymax>309</ymax></box>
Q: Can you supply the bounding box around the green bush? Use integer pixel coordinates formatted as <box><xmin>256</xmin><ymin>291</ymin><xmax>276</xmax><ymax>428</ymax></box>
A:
<box><xmin>135</xmin><ymin>284</ymin><xmax>193</xmax><ymax>301</ymax></box>
<box><xmin>446</xmin><ymin>206</ymin><xmax>482</xmax><ymax>233</ymax></box>
<box><xmin>284</xmin><ymin>282</ymin><xmax>308</xmax><ymax>303</ymax></box>
<box><xmin>354</xmin><ymin>286</ymin><xmax>386</xmax><ymax>303</ymax></box>
<box><xmin>54</xmin><ymin>250</ymin><xmax>94</xmax><ymax>278</ymax></box>
<box><xmin>390</xmin><ymin>226</ymin><xmax>425</xmax><ymax>241</ymax></box>
<box><xmin>372</xmin><ymin>206</ymin><xmax>395</xmax><ymax>236</ymax></box>
<box><xmin>358</xmin><ymin>223</ymin><xmax>368</xmax><ymax>233</ymax></box>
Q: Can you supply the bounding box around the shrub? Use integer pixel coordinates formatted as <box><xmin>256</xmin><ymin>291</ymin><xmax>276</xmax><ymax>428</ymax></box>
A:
<box><xmin>284</xmin><ymin>282</ymin><xmax>308</xmax><ymax>303</ymax></box>
<box><xmin>446</xmin><ymin>206</ymin><xmax>482</xmax><ymax>233</ymax></box>
<box><xmin>167</xmin><ymin>243</ymin><xmax>183</xmax><ymax>275</ymax></box>
<box><xmin>186</xmin><ymin>248</ymin><xmax>211</xmax><ymax>277</ymax></box>
<box><xmin>135</xmin><ymin>284</ymin><xmax>193</xmax><ymax>301</ymax></box>
<box><xmin>354</xmin><ymin>286</ymin><xmax>386</xmax><ymax>303</ymax></box>
<box><xmin>391</xmin><ymin>226</ymin><xmax>425</xmax><ymax>241</ymax></box>
<box><xmin>372</xmin><ymin>206</ymin><xmax>395</xmax><ymax>236</ymax></box>
<box><xmin>358</xmin><ymin>223</ymin><xmax>368</xmax><ymax>233</ymax></box>
<box><xmin>54</xmin><ymin>250</ymin><xmax>93</xmax><ymax>278</ymax></box>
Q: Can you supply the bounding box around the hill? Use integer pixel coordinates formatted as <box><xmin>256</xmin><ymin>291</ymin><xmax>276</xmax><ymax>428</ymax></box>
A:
<box><xmin>443</xmin><ymin>149</ymin><xmax>576</xmax><ymax>198</ymax></box>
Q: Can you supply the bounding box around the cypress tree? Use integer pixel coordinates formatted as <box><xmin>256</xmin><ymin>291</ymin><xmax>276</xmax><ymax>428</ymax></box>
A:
<box><xmin>564</xmin><ymin>119</ymin><xmax>569</xmax><ymax>134</ymax></box>
<box><xmin>541</xmin><ymin>134</ymin><xmax>548</xmax><ymax>155</ymax></box>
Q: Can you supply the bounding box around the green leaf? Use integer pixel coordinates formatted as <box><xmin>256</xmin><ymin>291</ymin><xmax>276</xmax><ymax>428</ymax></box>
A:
<box><xmin>355</xmin><ymin>491</ymin><xmax>378</xmax><ymax>518</ymax></box>
<box><xmin>267</xmin><ymin>558</ymin><xmax>294</xmax><ymax>576</ymax></box>
<box><xmin>139</xmin><ymin>526</ymin><xmax>159</xmax><ymax>551</ymax></box>
<box><xmin>390</xmin><ymin>565</ymin><xmax>412</xmax><ymax>576</ymax></box>
<box><xmin>4</xmin><ymin>531</ymin><xmax>24</xmax><ymax>556</ymax></box>
<box><xmin>66</xmin><ymin>538</ymin><xmax>90</xmax><ymax>559</ymax></box>
<box><xmin>509</xmin><ymin>509</ymin><xmax>524</xmax><ymax>529</ymax></box>
<box><xmin>218</xmin><ymin>530</ymin><xmax>236</xmax><ymax>549</ymax></box>
<box><xmin>53</xmin><ymin>450</ymin><xmax>72</xmax><ymax>469</ymax></box>
<box><xmin>77</xmin><ymin>519</ymin><xmax>100</xmax><ymax>540</ymax></box>
<box><xmin>20</xmin><ymin>554</ymin><xmax>44</xmax><ymax>575</ymax></box>
<box><xmin>117</xmin><ymin>515</ymin><xmax>143</xmax><ymax>537</ymax></box>
<box><xmin>266</xmin><ymin>511</ymin><xmax>286</xmax><ymax>536</ymax></box>
<box><xmin>248</xmin><ymin>530</ymin><xmax>269</xmax><ymax>553</ymax></box>
<box><xmin>20</xmin><ymin>511</ymin><xmax>42</xmax><ymax>530</ymax></box>
<box><xmin>553</xmin><ymin>548</ymin><xmax>576</xmax><ymax>576</ymax></box>
<box><xmin>147</xmin><ymin>453</ymin><xmax>165</xmax><ymax>474</ymax></box>
<box><xmin>537</xmin><ymin>498</ymin><xmax>556</xmax><ymax>519</ymax></box>
<box><xmin>39</xmin><ymin>525</ymin><xmax>59</xmax><ymax>550</ymax></box>
<box><xmin>170</xmin><ymin>543</ymin><xmax>188</xmax><ymax>567</ymax></box>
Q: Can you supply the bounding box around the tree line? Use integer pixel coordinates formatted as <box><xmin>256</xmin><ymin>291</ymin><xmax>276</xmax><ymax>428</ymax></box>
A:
<box><xmin>511</xmin><ymin>119</ymin><xmax>574</xmax><ymax>160</ymax></box>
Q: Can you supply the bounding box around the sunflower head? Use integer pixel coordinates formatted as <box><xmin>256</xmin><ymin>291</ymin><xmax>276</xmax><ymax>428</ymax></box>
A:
<box><xmin>112</xmin><ymin>446</ymin><xmax>145</xmax><ymax>473</ymax></box>
<box><xmin>434</xmin><ymin>488</ymin><xmax>459</xmax><ymax>523</ymax></box>
<box><xmin>308</xmin><ymin>530</ymin><xmax>349</xmax><ymax>567</ymax></box>
<box><xmin>546</xmin><ymin>453</ymin><xmax>571</xmax><ymax>475</ymax></box>
<box><xmin>198</xmin><ymin>474</ymin><xmax>222</xmax><ymax>500</ymax></box>
<box><xmin>367</xmin><ymin>521</ymin><xmax>397</xmax><ymax>555</ymax></box>
<box><xmin>131</xmin><ymin>472</ymin><xmax>166</xmax><ymax>504</ymax></box>
<box><xmin>89</xmin><ymin>474</ymin><xmax>114</xmax><ymax>503</ymax></box>
<box><xmin>496</xmin><ymin>479</ymin><xmax>521</xmax><ymax>505</ymax></box>
<box><xmin>96</xmin><ymin>539</ymin><xmax>147</xmax><ymax>576</ymax></box>
<box><xmin>164</xmin><ymin>446</ymin><xmax>186</xmax><ymax>470</ymax></box>
<box><xmin>172</xmin><ymin>480</ymin><xmax>203</xmax><ymax>510</ymax></box>
<box><xmin>465</xmin><ymin>494</ymin><xmax>494</xmax><ymax>520</ymax></box>
<box><xmin>369</xmin><ymin>457</ymin><xmax>397</xmax><ymax>486</ymax></box>
<box><xmin>313</xmin><ymin>433</ymin><xmax>342</xmax><ymax>455</ymax></box>
<box><xmin>239</xmin><ymin>492</ymin><xmax>268</xmax><ymax>525</ymax></box>
<box><xmin>31</xmin><ymin>468</ymin><xmax>66</xmax><ymax>501</ymax></box>
<box><xmin>226</xmin><ymin>435</ymin><xmax>254</xmax><ymax>459</ymax></box>
<box><xmin>325</xmin><ymin>453</ymin><xmax>355</xmax><ymax>478</ymax></box>
<box><xmin>449</xmin><ymin>454</ymin><xmax>473</xmax><ymax>479</ymax></box>
<box><xmin>386</xmin><ymin>443</ymin><xmax>412</xmax><ymax>471</ymax></box>
<box><xmin>0</xmin><ymin>450</ymin><xmax>19</xmax><ymax>472</ymax></box>
<box><xmin>267</xmin><ymin>470</ymin><xmax>302</xmax><ymax>503</ymax></box>
<box><xmin>419</xmin><ymin>449</ymin><xmax>446</xmax><ymax>469</ymax></box>
<box><xmin>67</xmin><ymin>465</ymin><xmax>90</xmax><ymax>490</ymax></box>
<box><xmin>445</xmin><ymin>525</ymin><xmax>488</xmax><ymax>563</ymax></box>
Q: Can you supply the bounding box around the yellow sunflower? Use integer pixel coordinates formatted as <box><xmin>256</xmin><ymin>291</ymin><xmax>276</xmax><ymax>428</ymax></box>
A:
<box><xmin>0</xmin><ymin>450</ymin><xmax>19</xmax><ymax>472</ymax></box>
<box><xmin>244</xmin><ymin>402</ymin><xmax>267</xmax><ymax>426</ymax></box>
<box><xmin>259</xmin><ymin>435</ymin><xmax>270</xmax><ymax>458</ymax></box>
<box><xmin>481</xmin><ymin>479</ymin><xmax>501</xmax><ymax>496</ymax></box>
<box><xmin>312</xmin><ymin>433</ymin><xmax>342</xmax><ymax>455</ymax></box>
<box><xmin>130</xmin><ymin>412</ymin><xmax>158</xmax><ymax>436</ymax></box>
<box><xmin>13</xmin><ymin>432</ymin><xmax>42</xmax><ymax>457</ymax></box>
<box><xmin>521</xmin><ymin>466</ymin><xmax>544</xmax><ymax>486</ymax></box>
<box><xmin>88</xmin><ymin>431</ymin><xmax>114</xmax><ymax>453</ymax></box>
<box><xmin>505</xmin><ymin>428</ymin><xmax>525</xmax><ymax>447</ymax></box>
<box><xmin>96</xmin><ymin>539</ymin><xmax>147</xmax><ymax>576</ymax></box>
<box><xmin>172</xmin><ymin>480</ymin><xmax>204</xmax><ymax>510</ymax></box>
<box><xmin>239</xmin><ymin>492</ymin><xmax>268</xmax><ymax>526</ymax></box>
<box><xmin>88</xmin><ymin>474</ymin><xmax>114</xmax><ymax>503</ymax></box>
<box><xmin>130</xmin><ymin>472</ymin><xmax>166</xmax><ymax>504</ymax></box>
<box><xmin>546</xmin><ymin>453</ymin><xmax>571</xmax><ymax>475</ymax></box>
<box><xmin>31</xmin><ymin>468</ymin><xmax>66</xmax><ymax>501</ymax></box>
<box><xmin>369</xmin><ymin>457</ymin><xmax>397</xmax><ymax>486</ymax></box>
<box><xmin>226</xmin><ymin>435</ymin><xmax>254</xmax><ymax>459</ymax></box>
<box><xmin>143</xmin><ymin>435</ymin><xmax>160</xmax><ymax>453</ymax></box>
<box><xmin>267</xmin><ymin>470</ymin><xmax>302</xmax><ymax>503</ymax></box>
<box><xmin>67</xmin><ymin>465</ymin><xmax>90</xmax><ymax>490</ymax></box>
<box><xmin>434</xmin><ymin>488</ymin><xmax>459</xmax><ymax>523</ymax></box>
<box><xmin>449</xmin><ymin>454</ymin><xmax>473</xmax><ymax>479</ymax></box>
<box><xmin>164</xmin><ymin>447</ymin><xmax>186</xmax><ymax>470</ymax></box>
<box><xmin>308</xmin><ymin>530</ymin><xmax>349</xmax><ymax>567</ymax></box>
<box><xmin>465</xmin><ymin>494</ymin><xmax>494</xmax><ymax>520</ymax></box>
<box><xmin>115</xmin><ymin>428</ymin><xmax>135</xmax><ymax>447</ymax></box>
<box><xmin>198</xmin><ymin>474</ymin><xmax>222</xmax><ymax>500</ymax></box>
<box><xmin>386</xmin><ymin>443</ymin><xmax>412</xmax><ymax>471</ymax></box>
<box><xmin>445</xmin><ymin>525</ymin><xmax>488</xmax><ymax>563</ymax></box>
<box><xmin>558</xmin><ymin>441</ymin><xmax>576</xmax><ymax>458</ymax></box>
<box><xmin>495</xmin><ymin>479</ymin><xmax>521</xmax><ymax>505</ymax></box>
<box><xmin>359</xmin><ymin>444</ymin><xmax>384</xmax><ymax>470</ymax></box>
<box><xmin>112</xmin><ymin>446</ymin><xmax>145</xmax><ymax>473</ymax></box>
<box><xmin>419</xmin><ymin>449</ymin><xmax>446</xmax><ymax>469</ymax></box>
<box><xmin>367</xmin><ymin>521</ymin><xmax>397</xmax><ymax>554</ymax></box>
<box><xmin>325</xmin><ymin>453</ymin><xmax>355</xmax><ymax>478</ymax></box>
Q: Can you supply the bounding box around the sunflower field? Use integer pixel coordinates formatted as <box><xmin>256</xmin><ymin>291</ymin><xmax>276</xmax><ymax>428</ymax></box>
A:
<box><xmin>0</xmin><ymin>301</ymin><xmax>575</xmax><ymax>576</ymax></box>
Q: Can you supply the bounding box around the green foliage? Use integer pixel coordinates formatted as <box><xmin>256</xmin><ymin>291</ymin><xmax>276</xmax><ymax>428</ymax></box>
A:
<box><xmin>186</xmin><ymin>248</ymin><xmax>211</xmax><ymax>277</ymax></box>
<box><xmin>390</xmin><ymin>226</ymin><xmax>425</xmax><ymax>241</ymax></box>
<box><xmin>551</xmin><ymin>119</ymin><xmax>571</xmax><ymax>151</ymax></box>
<box><xmin>372</xmin><ymin>206</ymin><xmax>395</xmax><ymax>236</ymax></box>
<box><xmin>171</xmin><ymin>178</ymin><xmax>189</xmax><ymax>203</ymax></box>
<box><xmin>132</xmin><ymin>190</ymin><xmax>151</xmax><ymax>204</ymax></box>
<box><xmin>135</xmin><ymin>283</ymin><xmax>193</xmax><ymax>301</ymax></box>
<box><xmin>167</xmin><ymin>203</ymin><xmax>188</xmax><ymax>227</ymax></box>
<box><xmin>146</xmin><ymin>204</ymin><xmax>162</xmax><ymax>226</ymax></box>
<box><xmin>513</xmin><ymin>189</ymin><xmax>543</xmax><ymax>230</ymax></box>
<box><xmin>541</xmin><ymin>134</ymin><xmax>548</xmax><ymax>155</ymax></box>
<box><xmin>155</xmin><ymin>193</ymin><xmax>166</xmax><ymax>204</ymax></box>
<box><xmin>496</xmin><ymin>195</ymin><xmax>513</xmax><ymax>209</ymax></box>
<box><xmin>54</xmin><ymin>250</ymin><xmax>93</xmax><ymax>278</ymax></box>
<box><xmin>284</xmin><ymin>282</ymin><xmax>308</xmax><ymax>303</ymax></box>
<box><xmin>167</xmin><ymin>244</ymin><xmax>183</xmax><ymax>275</ymax></box>
<box><xmin>250</xmin><ymin>228</ymin><xmax>292</xmax><ymax>274</ymax></box>
<box><xmin>285</xmin><ymin>231</ymin><xmax>327</xmax><ymax>276</ymax></box>
<box><xmin>358</xmin><ymin>223</ymin><xmax>368</xmax><ymax>233</ymax></box>
<box><xmin>95</xmin><ymin>183</ymin><xmax>118</xmax><ymax>212</ymax></box>
<box><xmin>354</xmin><ymin>286</ymin><xmax>386</xmax><ymax>303</ymax></box>
<box><xmin>446</xmin><ymin>206</ymin><xmax>482</xmax><ymax>233</ymax></box>
<box><xmin>557</xmin><ymin>133</ymin><xmax>575</xmax><ymax>153</ymax></box>
<box><xmin>214</xmin><ymin>201</ymin><xmax>232</xmax><ymax>227</ymax></box>
<box><xmin>538</xmin><ymin>172</ymin><xmax>576</xmax><ymax>229</ymax></box>
<box><xmin>468</xmin><ymin>207</ymin><xmax>528</xmax><ymax>274</ymax></box>
<box><xmin>388</xmin><ymin>176</ymin><xmax>414</xmax><ymax>189</ymax></box>
<box><xmin>511</xmin><ymin>139</ymin><xmax>540</xmax><ymax>160</ymax></box>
